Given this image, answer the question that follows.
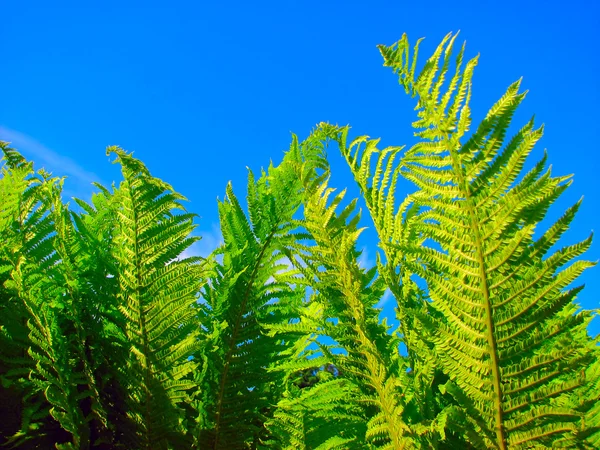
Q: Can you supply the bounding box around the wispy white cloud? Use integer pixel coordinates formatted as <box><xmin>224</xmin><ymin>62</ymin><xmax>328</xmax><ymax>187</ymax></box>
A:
<box><xmin>376</xmin><ymin>288</ymin><xmax>394</xmax><ymax>309</ymax></box>
<box><xmin>357</xmin><ymin>246</ymin><xmax>374</xmax><ymax>269</ymax></box>
<box><xmin>0</xmin><ymin>126</ymin><xmax>102</xmax><ymax>197</ymax></box>
<box><xmin>264</xmin><ymin>253</ymin><xmax>301</xmax><ymax>286</ymax></box>
<box><xmin>178</xmin><ymin>222</ymin><xmax>224</xmax><ymax>260</ymax></box>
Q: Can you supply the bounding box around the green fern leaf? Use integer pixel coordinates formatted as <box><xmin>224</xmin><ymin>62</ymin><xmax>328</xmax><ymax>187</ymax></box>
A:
<box><xmin>377</xmin><ymin>32</ymin><xmax>597</xmax><ymax>449</ymax></box>
<box><xmin>106</xmin><ymin>146</ymin><xmax>204</xmax><ymax>449</ymax></box>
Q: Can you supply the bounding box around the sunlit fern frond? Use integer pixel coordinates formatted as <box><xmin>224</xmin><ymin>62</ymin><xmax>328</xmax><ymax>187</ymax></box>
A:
<box><xmin>1</xmin><ymin>147</ymin><xmax>116</xmax><ymax>448</ymax></box>
<box><xmin>261</xmin><ymin>291</ymin><xmax>366</xmax><ymax>450</ymax></box>
<box><xmin>335</xmin><ymin>125</ymin><xmax>452</xmax><ymax>442</ymax></box>
<box><xmin>581</xmin><ymin>346</ymin><xmax>600</xmax><ymax>446</ymax></box>
<box><xmin>0</xmin><ymin>145</ymin><xmax>76</xmax><ymax>447</ymax></box>
<box><xmin>196</xmin><ymin>126</ymin><xmax>341</xmax><ymax>449</ymax></box>
<box><xmin>0</xmin><ymin>144</ymin><xmax>60</xmax><ymax>274</ymax></box>
<box><xmin>107</xmin><ymin>147</ymin><xmax>205</xmax><ymax>449</ymax></box>
<box><xmin>296</xmin><ymin>170</ymin><xmax>421</xmax><ymax>449</ymax></box>
<box><xmin>378</xmin><ymin>32</ymin><xmax>597</xmax><ymax>449</ymax></box>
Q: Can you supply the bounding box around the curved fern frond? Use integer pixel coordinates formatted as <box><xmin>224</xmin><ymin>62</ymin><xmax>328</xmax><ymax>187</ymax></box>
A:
<box><xmin>335</xmin><ymin>127</ymin><xmax>444</xmax><ymax>439</ymax></box>
<box><xmin>1</xmin><ymin>146</ymin><xmax>117</xmax><ymax>448</ymax></box>
<box><xmin>1</xmin><ymin>145</ymin><xmax>81</xmax><ymax>448</ymax></box>
<box><xmin>377</xmin><ymin>33</ymin><xmax>597</xmax><ymax>449</ymax></box>
<box><xmin>297</xmin><ymin>171</ymin><xmax>418</xmax><ymax>449</ymax></box>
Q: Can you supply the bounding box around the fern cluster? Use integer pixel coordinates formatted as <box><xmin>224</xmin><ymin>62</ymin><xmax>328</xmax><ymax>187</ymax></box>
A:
<box><xmin>1</xmin><ymin>32</ymin><xmax>598</xmax><ymax>449</ymax></box>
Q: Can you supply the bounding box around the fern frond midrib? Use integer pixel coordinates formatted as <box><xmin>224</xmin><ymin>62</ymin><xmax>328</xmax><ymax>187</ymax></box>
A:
<box><xmin>123</xmin><ymin>176</ymin><xmax>154</xmax><ymax>448</ymax></box>
<box><xmin>447</xmin><ymin>135</ymin><xmax>507</xmax><ymax>449</ymax></box>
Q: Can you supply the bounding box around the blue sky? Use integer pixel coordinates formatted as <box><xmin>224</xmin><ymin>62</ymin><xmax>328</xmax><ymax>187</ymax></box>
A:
<box><xmin>1</xmin><ymin>1</ymin><xmax>598</xmax><ymax>334</ymax></box>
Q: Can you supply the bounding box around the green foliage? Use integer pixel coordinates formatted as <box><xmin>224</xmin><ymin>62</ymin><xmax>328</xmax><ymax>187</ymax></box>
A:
<box><xmin>105</xmin><ymin>147</ymin><xmax>207</xmax><ymax>449</ymax></box>
<box><xmin>299</xmin><ymin>169</ymin><xmax>415</xmax><ymax>448</ymax></box>
<box><xmin>194</xmin><ymin>135</ymin><xmax>311</xmax><ymax>448</ymax></box>
<box><xmin>0</xmin><ymin>32</ymin><xmax>597</xmax><ymax>450</ymax></box>
<box><xmin>376</xmin><ymin>32</ymin><xmax>597</xmax><ymax>449</ymax></box>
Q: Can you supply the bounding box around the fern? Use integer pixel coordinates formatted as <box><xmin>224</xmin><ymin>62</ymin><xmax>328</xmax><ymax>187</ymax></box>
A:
<box><xmin>0</xmin><ymin>143</ymin><xmax>40</xmax><ymax>445</ymax></box>
<box><xmin>262</xmin><ymin>377</ymin><xmax>362</xmax><ymax>450</ymax></box>
<box><xmin>105</xmin><ymin>147</ymin><xmax>205</xmax><ymax>449</ymax></box>
<box><xmin>2</xmin><ymin>151</ymin><xmax>114</xmax><ymax>450</ymax></box>
<box><xmin>195</xmin><ymin>127</ymin><xmax>339</xmax><ymax>449</ymax></box>
<box><xmin>0</xmin><ymin>145</ymin><xmax>83</xmax><ymax>448</ymax></box>
<box><xmin>373</xmin><ymin>32</ymin><xmax>597</xmax><ymax>448</ymax></box>
<box><xmin>335</xmin><ymin>127</ymin><xmax>450</xmax><ymax>445</ymax></box>
<box><xmin>0</xmin><ymin>31</ymin><xmax>597</xmax><ymax>450</ymax></box>
<box><xmin>292</xmin><ymin>156</ymin><xmax>421</xmax><ymax>447</ymax></box>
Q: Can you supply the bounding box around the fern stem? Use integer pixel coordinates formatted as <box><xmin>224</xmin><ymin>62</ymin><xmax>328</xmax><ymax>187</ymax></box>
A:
<box><xmin>448</xmin><ymin>140</ymin><xmax>507</xmax><ymax>449</ymax></box>
<box><xmin>125</xmin><ymin>178</ymin><xmax>153</xmax><ymax>449</ymax></box>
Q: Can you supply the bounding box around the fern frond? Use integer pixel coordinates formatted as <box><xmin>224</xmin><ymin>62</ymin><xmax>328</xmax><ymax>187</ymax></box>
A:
<box><xmin>1</xmin><ymin>146</ymin><xmax>79</xmax><ymax>447</ymax></box>
<box><xmin>336</xmin><ymin>116</ymin><xmax>448</xmax><ymax>448</ymax></box>
<box><xmin>378</xmin><ymin>33</ymin><xmax>597</xmax><ymax>449</ymax></box>
<box><xmin>297</xmin><ymin>170</ymin><xmax>421</xmax><ymax>448</ymax></box>
<box><xmin>106</xmin><ymin>146</ymin><xmax>204</xmax><ymax>449</ymax></box>
<box><xmin>196</xmin><ymin>126</ymin><xmax>342</xmax><ymax>449</ymax></box>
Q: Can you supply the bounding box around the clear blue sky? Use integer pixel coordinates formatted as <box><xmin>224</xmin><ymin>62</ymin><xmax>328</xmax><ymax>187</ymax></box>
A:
<box><xmin>1</xmin><ymin>1</ymin><xmax>598</xmax><ymax>334</ymax></box>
